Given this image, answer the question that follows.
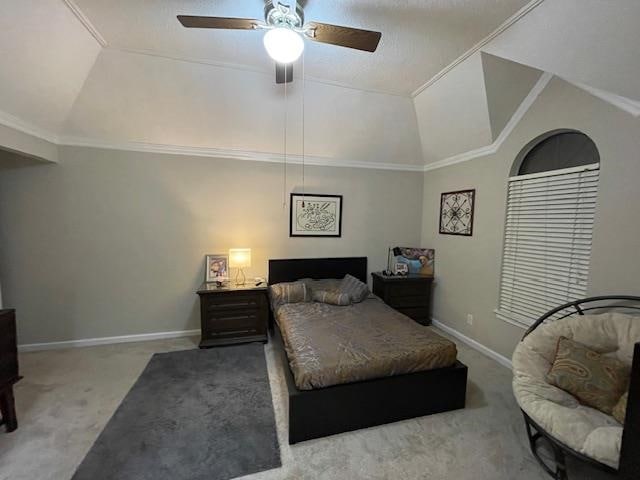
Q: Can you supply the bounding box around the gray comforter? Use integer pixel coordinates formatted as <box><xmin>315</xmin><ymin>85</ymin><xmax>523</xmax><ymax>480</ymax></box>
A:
<box><xmin>275</xmin><ymin>296</ymin><xmax>458</xmax><ymax>390</ymax></box>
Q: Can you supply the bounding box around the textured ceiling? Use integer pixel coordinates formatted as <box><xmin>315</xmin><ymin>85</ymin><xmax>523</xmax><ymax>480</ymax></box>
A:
<box><xmin>72</xmin><ymin>0</ymin><xmax>531</xmax><ymax>95</ymax></box>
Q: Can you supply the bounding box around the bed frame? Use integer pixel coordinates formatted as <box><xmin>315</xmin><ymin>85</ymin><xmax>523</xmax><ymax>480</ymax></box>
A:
<box><xmin>268</xmin><ymin>257</ymin><xmax>468</xmax><ymax>444</ymax></box>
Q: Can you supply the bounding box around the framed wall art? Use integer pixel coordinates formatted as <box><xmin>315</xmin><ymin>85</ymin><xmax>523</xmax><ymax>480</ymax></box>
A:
<box><xmin>205</xmin><ymin>254</ymin><xmax>229</xmax><ymax>282</ymax></box>
<box><xmin>290</xmin><ymin>193</ymin><xmax>342</xmax><ymax>237</ymax></box>
<box><xmin>394</xmin><ymin>247</ymin><xmax>435</xmax><ymax>276</ymax></box>
<box><xmin>439</xmin><ymin>189</ymin><xmax>475</xmax><ymax>236</ymax></box>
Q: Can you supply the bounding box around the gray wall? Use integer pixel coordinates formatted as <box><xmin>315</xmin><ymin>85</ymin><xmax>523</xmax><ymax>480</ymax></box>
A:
<box><xmin>421</xmin><ymin>77</ymin><xmax>640</xmax><ymax>359</ymax></box>
<box><xmin>0</xmin><ymin>147</ymin><xmax>423</xmax><ymax>344</ymax></box>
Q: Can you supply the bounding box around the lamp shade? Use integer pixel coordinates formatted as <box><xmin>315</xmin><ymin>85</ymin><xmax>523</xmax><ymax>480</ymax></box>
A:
<box><xmin>263</xmin><ymin>27</ymin><xmax>304</xmax><ymax>64</ymax></box>
<box><xmin>228</xmin><ymin>248</ymin><xmax>251</xmax><ymax>268</ymax></box>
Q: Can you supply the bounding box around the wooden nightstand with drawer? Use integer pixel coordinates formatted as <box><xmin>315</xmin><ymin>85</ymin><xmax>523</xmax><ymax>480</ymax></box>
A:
<box><xmin>371</xmin><ymin>272</ymin><xmax>433</xmax><ymax>326</ymax></box>
<box><xmin>196</xmin><ymin>283</ymin><xmax>269</xmax><ymax>348</ymax></box>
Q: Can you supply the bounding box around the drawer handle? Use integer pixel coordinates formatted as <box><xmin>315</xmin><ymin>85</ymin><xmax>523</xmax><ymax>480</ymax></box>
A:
<box><xmin>218</xmin><ymin>315</ymin><xmax>255</xmax><ymax>321</ymax></box>
<box><xmin>211</xmin><ymin>301</ymin><xmax>255</xmax><ymax>308</ymax></box>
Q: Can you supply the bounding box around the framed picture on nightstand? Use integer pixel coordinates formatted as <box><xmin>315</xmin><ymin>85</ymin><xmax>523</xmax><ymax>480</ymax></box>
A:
<box><xmin>205</xmin><ymin>254</ymin><xmax>228</xmax><ymax>282</ymax></box>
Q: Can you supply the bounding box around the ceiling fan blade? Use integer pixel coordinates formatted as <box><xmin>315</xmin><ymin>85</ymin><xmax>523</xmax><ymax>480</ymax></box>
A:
<box><xmin>306</xmin><ymin>22</ymin><xmax>381</xmax><ymax>52</ymax></box>
<box><xmin>177</xmin><ymin>15</ymin><xmax>259</xmax><ymax>30</ymax></box>
<box><xmin>276</xmin><ymin>63</ymin><xmax>293</xmax><ymax>84</ymax></box>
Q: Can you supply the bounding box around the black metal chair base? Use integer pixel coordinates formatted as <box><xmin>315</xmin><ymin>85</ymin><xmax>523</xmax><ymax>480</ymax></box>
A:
<box><xmin>524</xmin><ymin>412</ymin><xmax>568</xmax><ymax>480</ymax></box>
<box><xmin>522</xmin><ymin>410</ymin><xmax>618</xmax><ymax>480</ymax></box>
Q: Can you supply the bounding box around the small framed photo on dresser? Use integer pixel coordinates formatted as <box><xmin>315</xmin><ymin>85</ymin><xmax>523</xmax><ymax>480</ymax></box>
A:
<box><xmin>205</xmin><ymin>254</ymin><xmax>228</xmax><ymax>282</ymax></box>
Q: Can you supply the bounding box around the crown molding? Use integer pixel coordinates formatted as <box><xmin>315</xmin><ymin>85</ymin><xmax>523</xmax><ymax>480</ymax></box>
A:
<box><xmin>62</xmin><ymin>0</ymin><xmax>108</xmax><ymax>47</ymax></box>
<box><xmin>566</xmin><ymin>79</ymin><xmax>640</xmax><ymax>118</ymax></box>
<box><xmin>59</xmin><ymin>136</ymin><xmax>425</xmax><ymax>172</ymax></box>
<box><xmin>423</xmin><ymin>72</ymin><xmax>553</xmax><ymax>172</ymax></box>
<box><xmin>0</xmin><ymin>73</ymin><xmax>554</xmax><ymax>175</ymax></box>
<box><xmin>0</xmin><ymin>110</ymin><xmax>60</xmax><ymax>144</ymax></box>
<box><xmin>411</xmin><ymin>0</ymin><xmax>546</xmax><ymax>98</ymax></box>
<box><xmin>0</xmin><ymin>107</ymin><xmax>422</xmax><ymax>171</ymax></box>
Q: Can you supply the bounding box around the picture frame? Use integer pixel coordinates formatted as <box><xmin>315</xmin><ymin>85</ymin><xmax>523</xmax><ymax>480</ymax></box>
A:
<box><xmin>290</xmin><ymin>193</ymin><xmax>343</xmax><ymax>237</ymax></box>
<box><xmin>205</xmin><ymin>254</ymin><xmax>229</xmax><ymax>282</ymax></box>
<box><xmin>394</xmin><ymin>247</ymin><xmax>435</xmax><ymax>276</ymax></box>
<box><xmin>439</xmin><ymin>189</ymin><xmax>475</xmax><ymax>236</ymax></box>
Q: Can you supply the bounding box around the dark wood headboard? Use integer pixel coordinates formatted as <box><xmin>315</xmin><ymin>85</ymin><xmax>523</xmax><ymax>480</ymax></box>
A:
<box><xmin>268</xmin><ymin>257</ymin><xmax>367</xmax><ymax>285</ymax></box>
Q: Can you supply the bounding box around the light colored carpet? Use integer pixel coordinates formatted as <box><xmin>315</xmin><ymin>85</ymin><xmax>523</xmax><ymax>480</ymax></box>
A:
<box><xmin>0</xmin><ymin>329</ymin><xmax>615</xmax><ymax>480</ymax></box>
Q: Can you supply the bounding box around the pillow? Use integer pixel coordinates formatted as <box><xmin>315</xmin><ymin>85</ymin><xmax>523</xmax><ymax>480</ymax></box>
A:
<box><xmin>612</xmin><ymin>391</ymin><xmax>628</xmax><ymax>424</ymax></box>
<box><xmin>269</xmin><ymin>281</ymin><xmax>310</xmax><ymax>310</ymax></box>
<box><xmin>300</xmin><ymin>278</ymin><xmax>342</xmax><ymax>293</ymax></box>
<box><xmin>546</xmin><ymin>336</ymin><xmax>630</xmax><ymax>415</ymax></box>
<box><xmin>312</xmin><ymin>289</ymin><xmax>351</xmax><ymax>306</ymax></box>
<box><xmin>339</xmin><ymin>274</ymin><xmax>370</xmax><ymax>303</ymax></box>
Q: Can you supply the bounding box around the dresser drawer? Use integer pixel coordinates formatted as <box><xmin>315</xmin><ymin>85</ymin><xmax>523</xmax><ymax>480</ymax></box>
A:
<box><xmin>204</xmin><ymin>308</ymin><xmax>263</xmax><ymax>330</ymax></box>
<box><xmin>197</xmin><ymin>285</ymin><xmax>269</xmax><ymax>347</ymax></box>
<box><xmin>203</xmin><ymin>292</ymin><xmax>265</xmax><ymax>311</ymax></box>
<box><xmin>388</xmin><ymin>294</ymin><xmax>429</xmax><ymax>308</ymax></box>
<box><xmin>385</xmin><ymin>281</ymin><xmax>431</xmax><ymax>297</ymax></box>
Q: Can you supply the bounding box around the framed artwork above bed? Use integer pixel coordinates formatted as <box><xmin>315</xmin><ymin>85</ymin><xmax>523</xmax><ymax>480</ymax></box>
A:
<box><xmin>290</xmin><ymin>193</ymin><xmax>342</xmax><ymax>237</ymax></box>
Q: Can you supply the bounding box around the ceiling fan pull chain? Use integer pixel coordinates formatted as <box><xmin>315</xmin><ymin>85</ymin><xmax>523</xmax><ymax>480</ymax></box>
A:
<box><xmin>283</xmin><ymin>75</ymin><xmax>288</xmax><ymax>210</ymax></box>
<box><xmin>302</xmin><ymin>50</ymin><xmax>306</xmax><ymax>203</ymax></box>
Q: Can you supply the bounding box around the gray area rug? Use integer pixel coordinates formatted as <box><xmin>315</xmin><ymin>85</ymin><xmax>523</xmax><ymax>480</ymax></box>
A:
<box><xmin>72</xmin><ymin>345</ymin><xmax>280</xmax><ymax>480</ymax></box>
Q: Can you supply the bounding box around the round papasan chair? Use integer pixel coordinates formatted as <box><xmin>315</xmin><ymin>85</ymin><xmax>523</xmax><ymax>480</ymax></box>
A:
<box><xmin>512</xmin><ymin>296</ymin><xmax>640</xmax><ymax>480</ymax></box>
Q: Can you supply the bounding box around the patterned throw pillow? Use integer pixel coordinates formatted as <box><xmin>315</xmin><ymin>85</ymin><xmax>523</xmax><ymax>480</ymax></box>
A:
<box><xmin>546</xmin><ymin>336</ymin><xmax>630</xmax><ymax>415</ymax></box>
<box><xmin>612</xmin><ymin>391</ymin><xmax>628</xmax><ymax>424</ymax></box>
<box><xmin>269</xmin><ymin>281</ymin><xmax>310</xmax><ymax>310</ymax></box>
<box><xmin>312</xmin><ymin>289</ymin><xmax>351</xmax><ymax>306</ymax></box>
<box><xmin>338</xmin><ymin>274</ymin><xmax>370</xmax><ymax>303</ymax></box>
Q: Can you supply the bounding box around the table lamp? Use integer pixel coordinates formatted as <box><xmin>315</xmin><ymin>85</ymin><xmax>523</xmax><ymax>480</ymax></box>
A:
<box><xmin>229</xmin><ymin>248</ymin><xmax>251</xmax><ymax>286</ymax></box>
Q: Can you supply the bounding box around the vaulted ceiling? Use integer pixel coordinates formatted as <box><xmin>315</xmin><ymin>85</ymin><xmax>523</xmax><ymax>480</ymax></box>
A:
<box><xmin>1</xmin><ymin>0</ymin><xmax>639</xmax><ymax>167</ymax></box>
<box><xmin>72</xmin><ymin>0</ymin><xmax>532</xmax><ymax>96</ymax></box>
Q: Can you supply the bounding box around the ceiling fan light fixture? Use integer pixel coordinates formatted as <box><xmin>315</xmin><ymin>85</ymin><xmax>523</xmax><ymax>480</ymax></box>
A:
<box><xmin>263</xmin><ymin>27</ymin><xmax>304</xmax><ymax>64</ymax></box>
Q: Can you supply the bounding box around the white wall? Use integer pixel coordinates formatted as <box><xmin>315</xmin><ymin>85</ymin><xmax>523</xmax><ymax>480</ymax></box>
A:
<box><xmin>0</xmin><ymin>146</ymin><xmax>424</xmax><ymax>345</ymax></box>
<box><xmin>0</xmin><ymin>0</ymin><xmax>101</xmax><ymax>133</ymax></box>
<box><xmin>485</xmin><ymin>0</ymin><xmax>640</xmax><ymax>102</ymax></box>
<box><xmin>413</xmin><ymin>53</ymin><xmax>492</xmax><ymax>164</ymax></box>
<box><xmin>481</xmin><ymin>53</ymin><xmax>541</xmax><ymax>141</ymax></box>
<box><xmin>421</xmin><ymin>77</ymin><xmax>640</xmax><ymax>359</ymax></box>
<box><xmin>63</xmin><ymin>49</ymin><xmax>423</xmax><ymax>168</ymax></box>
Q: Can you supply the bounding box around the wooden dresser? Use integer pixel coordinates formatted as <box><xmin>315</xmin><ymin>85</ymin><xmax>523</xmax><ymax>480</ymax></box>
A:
<box><xmin>0</xmin><ymin>309</ymin><xmax>20</xmax><ymax>432</ymax></box>
<box><xmin>371</xmin><ymin>272</ymin><xmax>433</xmax><ymax>326</ymax></box>
<box><xmin>197</xmin><ymin>283</ymin><xmax>269</xmax><ymax>348</ymax></box>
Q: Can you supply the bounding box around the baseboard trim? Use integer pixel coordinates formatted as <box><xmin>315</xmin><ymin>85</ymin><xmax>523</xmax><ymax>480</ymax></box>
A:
<box><xmin>18</xmin><ymin>329</ymin><xmax>200</xmax><ymax>353</ymax></box>
<box><xmin>432</xmin><ymin>318</ymin><xmax>512</xmax><ymax>369</ymax></box>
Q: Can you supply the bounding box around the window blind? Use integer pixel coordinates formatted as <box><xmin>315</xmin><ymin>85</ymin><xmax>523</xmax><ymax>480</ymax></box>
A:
<box><xmin>496</xmin><ymin>163</ymin><xmax>600</xmax><ymax>326</ymax></box>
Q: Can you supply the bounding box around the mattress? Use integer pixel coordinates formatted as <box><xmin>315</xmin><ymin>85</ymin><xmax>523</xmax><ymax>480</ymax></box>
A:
<box><xmin>275</xmin><ymin>296</ymin><xmax>458</xmax><ymax>390</ymax></box>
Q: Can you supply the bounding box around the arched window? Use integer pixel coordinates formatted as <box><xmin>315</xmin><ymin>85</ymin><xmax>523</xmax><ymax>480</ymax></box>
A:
<box><xmin>496</xmin><ymin>130</ymin><xmax>600</xmax><ymax>326</ymax></box>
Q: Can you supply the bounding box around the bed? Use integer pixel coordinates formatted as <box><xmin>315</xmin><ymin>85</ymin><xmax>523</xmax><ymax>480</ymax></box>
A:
<box><xmin>268</xmin><ymin>257</ymin><xmax>468</xmax><ymax>444</ymax></box>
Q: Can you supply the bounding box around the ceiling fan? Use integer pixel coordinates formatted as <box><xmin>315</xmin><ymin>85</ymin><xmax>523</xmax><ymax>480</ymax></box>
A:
<box><xmin>178</xmin><ymin>1</ymin><xmax>382</xmax><ymax>84</ymax></box>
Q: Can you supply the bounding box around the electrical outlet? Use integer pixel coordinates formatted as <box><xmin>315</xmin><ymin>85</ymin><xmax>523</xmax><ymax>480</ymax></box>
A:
<box><xmin>466</xmin><ymin>314</ymin><xmax>474</xmax><ymax>326</ymax></box>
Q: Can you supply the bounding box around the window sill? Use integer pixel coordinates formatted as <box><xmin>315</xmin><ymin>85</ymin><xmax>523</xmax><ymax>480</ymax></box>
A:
<box><xmin>494</xmin><ymin>309</ymin><xmax>531</xmax><ymax>329</ymax></box>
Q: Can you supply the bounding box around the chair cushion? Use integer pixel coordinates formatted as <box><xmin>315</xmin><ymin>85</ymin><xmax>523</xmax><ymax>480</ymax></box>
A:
<box><xmin>612</xmin><ymin>392</ymin><xmax>628</xmax><ymax>424</ymax></box>
<box><xmin>512</xmin><ymin>313</ymin><xmax>640</xmax><ymax>469</ymax></box>
<box><xmin>546</xmin><ymin>337</ymin><xmax>630</xmax><ymax>414</ymax></box>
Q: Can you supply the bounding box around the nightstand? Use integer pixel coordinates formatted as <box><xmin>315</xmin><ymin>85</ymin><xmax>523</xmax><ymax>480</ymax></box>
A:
<box><xmin>196</xmin><ymin>282</ymin><xmax>269</xmax><ymax>348</ymax></box>
<box><xmin>371</xmin><ymin>272</ymin><xmax>433</xmax><ymax>326</ymax></box>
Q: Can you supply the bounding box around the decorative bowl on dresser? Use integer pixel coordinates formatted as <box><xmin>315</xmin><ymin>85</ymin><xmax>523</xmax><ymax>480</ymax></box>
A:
<box><xmin>196</xmin><ymin>283</ymin><xmax>269</xmax><ymax>348</ymax></box>
<box><xmin>371</xmin><ymin>272</ymin><xmax>433</xmax><ymax>326</ymax></box>
<box><xmin>0</xmin><ymin>309</ymin><xmax>20</xmax><ymax>432</ymax></box>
